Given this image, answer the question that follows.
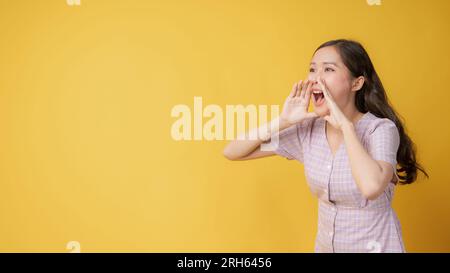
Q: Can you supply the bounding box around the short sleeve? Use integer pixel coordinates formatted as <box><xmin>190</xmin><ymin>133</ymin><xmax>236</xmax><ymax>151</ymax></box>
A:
<box><xmin>367</xmin><ymin>118</ymin><xmax>400</xmax><ymax>182</ymax></box>
<box><xmin>271</xmin><ymin>119</ymin><xmax>312</xmax><ymax>162</ymax></box>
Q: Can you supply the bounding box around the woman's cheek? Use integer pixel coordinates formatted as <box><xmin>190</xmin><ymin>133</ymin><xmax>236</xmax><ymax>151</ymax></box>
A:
<box><xmin>325</xmin><ymin>77</ymin><xmax>346</xmax><ymax>98</ymax></box>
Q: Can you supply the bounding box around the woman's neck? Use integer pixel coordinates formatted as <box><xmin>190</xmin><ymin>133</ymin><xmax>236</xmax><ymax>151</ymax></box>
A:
<box><xmin>342</xmin><ymin>106</ymin><xmax>365</xmax><ymax>125</ymax></box>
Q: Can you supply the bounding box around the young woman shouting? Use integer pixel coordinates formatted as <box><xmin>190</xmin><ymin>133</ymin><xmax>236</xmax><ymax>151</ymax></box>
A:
<box><xmin>223</xmin><ymin>39</ymin><xmax>428</xmax><ymax>253</ymax></box>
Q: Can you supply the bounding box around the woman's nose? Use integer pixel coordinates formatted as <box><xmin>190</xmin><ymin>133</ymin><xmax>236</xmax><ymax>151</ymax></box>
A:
<box><xmin>308</xmin><ymin>77</ymin><xmax>319</xmax><ymax>84</ymax></box>
<box><xmin>309</xmin><ymin>74</ymin><xmax>321</xmax><ymax>83</ymax></box>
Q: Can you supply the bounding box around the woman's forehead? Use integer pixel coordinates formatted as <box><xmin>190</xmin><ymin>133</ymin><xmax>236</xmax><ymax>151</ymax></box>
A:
<box><xmin>311</xmin><ymin>46</ymin><xmax>343</xmax><ymax>65</ymax></box>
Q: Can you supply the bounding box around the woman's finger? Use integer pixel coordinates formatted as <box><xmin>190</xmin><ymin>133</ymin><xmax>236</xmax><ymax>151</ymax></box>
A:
<box><xmin>318</xmin><ymin>77</ymin><xmax>334</xmax><ymax>103</ymax></box>
<box><xmin>289</xmin><ymin>82</ymin><xmax>297</xmax><ymax>98</ymax></box>
<box><xmin>304</xmin><ymin>80</ymin><xmax>313</xmax><ymax>101</ymax></box>
<box><xmin>305</xmin><ymin>112</ymin><xmax>319</xmax><ymax>119</ymax></box>
<box><xmin>293</xmin><ymin>81</ymin><xmax>300</xmax><ymax>97</ymax></box>
<box><xmin>317</xmin><ymin>78</ymin><xmax>338</xmax><ymax>117</ymax></box>
<box><xmin>318</xmin><ymin>78</ymin><xmax>345</xmax><ymax>122</ymax></box>
<box><xmin>295</xmin><ymin>80</ymin><xmax>303</xmax><ymax>97</ymax></box>
<box><xmin>297</xmin><ymin>80</ymin><xmax>304</xmax><ymax>97</ymax></box>
<box><xmin>300</xmin><ymin>80</ymin><xmax>310</xmax><ymax>99</ymax></box>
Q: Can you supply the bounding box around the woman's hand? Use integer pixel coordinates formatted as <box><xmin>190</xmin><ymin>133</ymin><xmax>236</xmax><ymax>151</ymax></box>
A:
<box><xmin>317</xmin><ymin>76</ymin><xmax>351</xmax><ymax>130</ymax></box>
<box><xmin>280</xmin><ymin>80</ymin><xmax>318</xmax><ymax>127</ymax></box>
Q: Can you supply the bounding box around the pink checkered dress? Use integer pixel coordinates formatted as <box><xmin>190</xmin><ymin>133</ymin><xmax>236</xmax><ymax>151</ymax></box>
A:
<box><xmin>273</xmin><ymin>112</ymin><xmax>405</xmax><ymax>253</ymax></box>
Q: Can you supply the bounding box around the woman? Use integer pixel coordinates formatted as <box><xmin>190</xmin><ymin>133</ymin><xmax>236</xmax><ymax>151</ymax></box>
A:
<box><xmin>223</xmin><ymin>39</ymin><xmax>428</xmax><ymax>253</ymax></box>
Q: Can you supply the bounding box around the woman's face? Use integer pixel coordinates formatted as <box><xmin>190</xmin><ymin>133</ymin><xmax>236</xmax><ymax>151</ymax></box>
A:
<box><xmin>308</xmin><ymin>46</ymin><xmax>357</xmax><ymax>117</ymax></box>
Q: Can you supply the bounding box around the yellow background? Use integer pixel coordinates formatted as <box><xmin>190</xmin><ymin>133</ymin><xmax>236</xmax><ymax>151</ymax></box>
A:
<box><xmin>0</xmin><ymin>0</ymin><xmax>449</xmax><ymax>252</ymax></box>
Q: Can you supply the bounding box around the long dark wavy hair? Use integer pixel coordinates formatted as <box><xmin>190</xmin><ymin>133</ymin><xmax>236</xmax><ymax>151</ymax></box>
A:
<box><xmin>315</xmin><ymin>39</ymin><xmax>428</xmax><ymax>184</ymax></box>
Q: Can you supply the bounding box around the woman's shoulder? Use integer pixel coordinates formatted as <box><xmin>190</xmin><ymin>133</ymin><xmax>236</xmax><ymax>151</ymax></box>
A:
<box><xmin>362</xmin><ymin>112</ymin><xmax>399</xmax><ymax>137</ymax></box>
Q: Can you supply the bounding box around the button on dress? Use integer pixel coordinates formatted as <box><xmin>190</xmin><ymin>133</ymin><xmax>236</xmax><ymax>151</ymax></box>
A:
<box><xmin>273</xmin><ymin>111</ymin><xmax>405</xmax><ymax>253</ymax></box>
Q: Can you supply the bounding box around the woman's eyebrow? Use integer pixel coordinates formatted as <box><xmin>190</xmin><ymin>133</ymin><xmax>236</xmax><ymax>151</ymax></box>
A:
<box><xmin>310</xmin><ymin>62</ymin><xmax>339</xmax><ymax>67</ymax></box>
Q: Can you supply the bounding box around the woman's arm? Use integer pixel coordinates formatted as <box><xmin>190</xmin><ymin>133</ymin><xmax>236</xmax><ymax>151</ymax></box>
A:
<box><xmin>223</xmin><ymin>79</ymin><xmax>317</xmax><ymax>161</ymax></box>
<box><xmin>342</xmin><ymin>122</ymin><xmax>394</xmax><ymax>200</ymax></box>
<box><xmin>316</xmin><ymin>77</ymin><xmax>394</xmax><ymax>200</ymax></box>
<box><xmin>223</xmin><ymin>117</ymin><xmax>292</xmax><ymax>161</ymax></box>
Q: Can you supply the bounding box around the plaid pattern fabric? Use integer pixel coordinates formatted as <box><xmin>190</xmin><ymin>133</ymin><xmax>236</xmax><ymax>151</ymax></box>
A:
<box><xmin>274</xmin><ymin>112</ymin><xmax>405</xmax><ymax>253</ymax></box>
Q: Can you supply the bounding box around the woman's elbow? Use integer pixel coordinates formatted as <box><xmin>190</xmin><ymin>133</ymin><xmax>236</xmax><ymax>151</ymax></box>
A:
<box><xmin>223</xmin><ymin>147</ymin><xmax>239</xmax><ymax>161</ymax></box>
<box><xmin>360</xmin><ymin>183</ymin><xmax>384</xmax><ymax>200</ymax></box>
<box><xmin>362</xmin><ymin>191</ymin><xmax>382</xmax><ymax>201</ymax></box>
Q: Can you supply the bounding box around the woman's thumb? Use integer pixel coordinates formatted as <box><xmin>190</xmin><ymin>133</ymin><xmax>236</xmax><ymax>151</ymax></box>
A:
<box><xmin>306</xmin><ymin>112</ymin><xmax>319</xmax><ymax>119</ymax></box>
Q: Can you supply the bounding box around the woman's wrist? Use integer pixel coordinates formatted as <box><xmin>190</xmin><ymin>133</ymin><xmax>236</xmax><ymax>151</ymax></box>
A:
<box><xmin>279</xmin><ymin>116</ymin><xmax>292</xmax><ymax>130</ymax></box>
<box><xmin>341</xmin><ymin>120</ymin><xmax>355</xmax><ymax>137</ymax></box>
<box><xmin>279</xmin><ymin>116</ymin><xmax>302</xmax><ymax>131</ymax></box>
<box><xmin>259</xmin><ymin>117</ymin><xmax>293</xmax><ymax>142</ymax></box>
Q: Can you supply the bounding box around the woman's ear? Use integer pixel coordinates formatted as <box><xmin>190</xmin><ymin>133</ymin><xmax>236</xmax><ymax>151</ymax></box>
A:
<box><xmin>351</xmin><ymin>76</ymin><xmax>365</xmax><ymax>92</ymax></box>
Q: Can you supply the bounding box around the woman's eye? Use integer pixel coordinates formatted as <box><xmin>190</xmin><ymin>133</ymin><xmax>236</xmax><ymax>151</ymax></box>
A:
<box><xmin>325</xmin><ymin>67</ymin><xmax>335</xmax><ymax>72</ymax></box>
<box><xmin>309</xmin><ymin>68</ymin><xmax>315</xmax><ymax>72</ymax></box>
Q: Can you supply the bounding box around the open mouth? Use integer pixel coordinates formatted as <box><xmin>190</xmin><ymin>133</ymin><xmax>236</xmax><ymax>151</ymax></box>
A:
<box><xmin>313</xmin><ymin>90</ymin><xmax>325</xmax><ymax>105</ymax></box>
